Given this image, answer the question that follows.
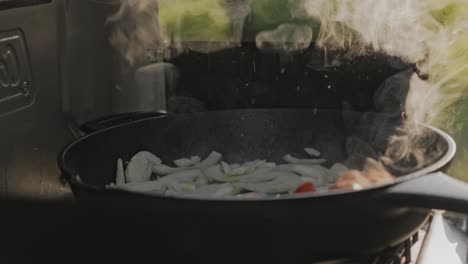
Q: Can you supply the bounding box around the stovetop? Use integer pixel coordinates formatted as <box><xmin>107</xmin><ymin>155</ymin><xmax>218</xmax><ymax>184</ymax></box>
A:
<box><xmin>318</xmin><ymin>211</ymin><xmax>468</xmax><ymax>264</ymax></box>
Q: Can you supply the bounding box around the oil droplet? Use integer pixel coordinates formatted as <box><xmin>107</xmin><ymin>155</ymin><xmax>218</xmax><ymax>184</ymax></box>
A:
<box><xmin>324</xmin><ymin>75</ymin><xmax>328</xmax><ymax>78</ymax></box>
<box><xmin>280</xmin><ymin>68</ymin><xmax>286</xmax><ymax>74</ymax></box>
<box><xmin>328</xmin><ymin>85</ymin><xmax>332</xmax><ymax>89</ymax></box>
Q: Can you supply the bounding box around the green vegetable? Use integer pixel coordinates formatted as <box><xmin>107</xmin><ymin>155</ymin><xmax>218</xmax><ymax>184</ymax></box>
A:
<box><xmin>250</xmin><ymin>0</ymin><xmax>293</xmax><ymax>31</ymax></box>
<box><xmin>158</xmin><ymin>0</ymin><xmax>232</xmax><ymax>42</ymax></box>
<box><xmin>427</xmin><ymin>1</ymin><xmax>468</xmax><ymax>181</ymax></box>
<box><xmin>249</xmin><ymin>0</ymin><xmax>319</xmax><ymax>32</ymax></box>
<box><xmin>430</xmin><ymin>2</ymin><xmax>465</xmax><ymax>26</ymax></box>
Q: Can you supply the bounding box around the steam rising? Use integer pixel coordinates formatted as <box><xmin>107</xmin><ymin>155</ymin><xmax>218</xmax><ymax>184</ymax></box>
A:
<box><xmin>109</xmin><ymin>0</ymin><xmax>468</xmax><ymax>175</ymax></box>
<box><xmin>107</xmin><ymin>0</ymin><xmax>160</xmax><ymax>65</ymax></box>
<box><xmin>108</xmin><ymin>0</ymin><xmax>251</xmax><ymax>64</ymax></box>
<box><xmin>255</xmin><ymin>24</ymin><xmax>313</xmax><ymax>53</ymax></box>
<box><xmin>307</xmin><ymin>0</ymin><xmax>431</xmax><ymax>63</ymax></box>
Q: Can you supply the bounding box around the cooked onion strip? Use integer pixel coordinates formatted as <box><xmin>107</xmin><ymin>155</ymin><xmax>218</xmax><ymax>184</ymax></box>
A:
<box><xmin>174</xmin><ymin>156</ymin><xmax>201</xmax><ymax>167</ymax></box>
<box><xmin>234</xmin><ymin>173</ymin><xmax>303</xmax><ymax>194</ymax></box>
<box><xmin>126</xmin><ymin>151</ymin><xmax>162</xmax><ymax>183</ymax></box>
<box><xmin>153</xmin><ymin>151</ymin><xmax>223</xmax><ymax>175</ymax></box>
<box><xmin>116</xmin><ymin>158</ymin><xmax>125</xmax><ymax>185</ymax></box>
<box><xmin>111</xmin><ymin>147</ymin><xmax>392</xmax><ymax>198</ymax></box>
<box><xmin>114</xmin><ymin>180</ymin><xmax>167</xmax><ymax>195</ymax></box>
<box><xmin>282</xmin><ymin>154</ymin><xmax>327</xmax><ymax>165</ymax></box>
<box><xmin>305</xmin><ymin>148</ymin><xmax>321</xmax><ymax>157</ymax></box>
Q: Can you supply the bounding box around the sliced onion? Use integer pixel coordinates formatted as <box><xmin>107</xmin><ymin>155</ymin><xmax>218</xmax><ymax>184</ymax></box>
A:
<box><xmin>116</xmin><ymin>180</ymin><xmax>167</xmax><ymax>195</ymax></box>
<box><xmin>228</xmin><ymin>165</ymin><xmax>256</xmax><ymax>176</ymax></box>
<box><xmin>278</xmin><ymin>164</ymin><xmax>327</xmax><ymax>186</ymax></box>
<box><xmin>116</xmin><ymin>158</ymin><xmax>125</xmax><ymax>185</ymax></box>
<box><xmin>174</xmin><ymin>156</ymin><xmax>201</xmax><ymax>167</ymax></box>
<box><xmin>125</xmin><ymin>152</ymin><xmax>158</xmax><ymax>183</ymax></box>
<box><xmin>184</xmin><ymin>183</ymin><xmax>238</xmax><ymax>198</ymax></box>
<box><xmin>154</xmin><ymin>152</ymin><xmax>222</xmax><ymax>175</ymax></box>
<box><xmin>282</xmin><ymin>154</ymin><xmax>327</xmax><ymax>165</ymax></box>
<box><xmin>236</xmin><ymin>167</ymin><xmax>276</xmax><ymax>183</ymax></box>
<box><xmin>112</xmin><ymin>147</ymin><xmax>384</xmax><ymax>199</ymax></box>
<box><xmin>198</xmin><ymin>151</ymin><xmax>223</xmax><ymax>167</ymax></box>
<box><xmin>305</xmin><ymin>147</ymin><xmax>321</xmax><ymax>157</ymax></box>
<box><xmin>234</xmin><ymin>173</ymin><xmax>303</xmax><ymax>194</ymax></box>
<box><xmin>152</xmin><ymin>164</ymin><xmax>181</xmax><ymax>175</ymax></box>
<box><xmin>230</xmin><ymin>163</ymin><xmax>241</xmax><ymax>169</ymax></box>
<box><xmin>220</xmin><ymin>161</ymin><xmax>231</xmax><ymax>174</ymax></box>
<box><xmin>195</xmin><ymin>174</ymin><xmax>210</xmax><ymax>186</ymax></box>
<box><xmin>202</xmin><ymin>165</ymin><xmax>227</xmax><ymax>182</ymax></box>
<box><xmin>260</xmin><ymin>162</ymin><xmax>277</xmax><ymax>168</ymax></box>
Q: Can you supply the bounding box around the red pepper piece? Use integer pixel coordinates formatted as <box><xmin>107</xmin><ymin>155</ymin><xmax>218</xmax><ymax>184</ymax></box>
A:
<box><xmin>293</xmin><ymin>182</ymin><xmax>316</xmax><ymax>193</ymax></box>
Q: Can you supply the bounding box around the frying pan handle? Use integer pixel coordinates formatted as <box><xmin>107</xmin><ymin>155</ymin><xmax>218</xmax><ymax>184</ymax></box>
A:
<box><xmin>378</xmin><ymin>172</ymin><xmax>468</xmax><ymax>213</ymax></box>
<box><xmin>68</xmin><ymin>111</ymin><xmax>168</xmax><ymax>138</ymax></box>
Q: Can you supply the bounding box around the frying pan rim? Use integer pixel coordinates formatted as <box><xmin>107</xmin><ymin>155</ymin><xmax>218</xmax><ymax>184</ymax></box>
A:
<box><xmin>58</xmin><ymin>108</ymin><xmax>456</xmax><ymax>202</ymax></box>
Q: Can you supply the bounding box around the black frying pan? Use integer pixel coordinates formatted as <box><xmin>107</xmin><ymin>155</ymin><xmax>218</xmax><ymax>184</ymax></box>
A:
<box><xmin>58</xmin><ymin>109</ymin><xmax>468</xmax><ymax>263</ymax></box>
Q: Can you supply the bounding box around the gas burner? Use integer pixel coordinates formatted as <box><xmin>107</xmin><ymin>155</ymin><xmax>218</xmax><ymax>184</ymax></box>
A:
<box><xmin>318</xmin><ymin>211</ymin><xmax>468</xmax><ymax>264</ymax></box>
<box><xmin>317</xmin><ymin>219</ymin><xmax>429</xmax><ymax>264</ymax></box>
<box><xmin>368</xmin><ymin>232</ymin><xmax>419</xmax><ymax>264</ymax></box>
